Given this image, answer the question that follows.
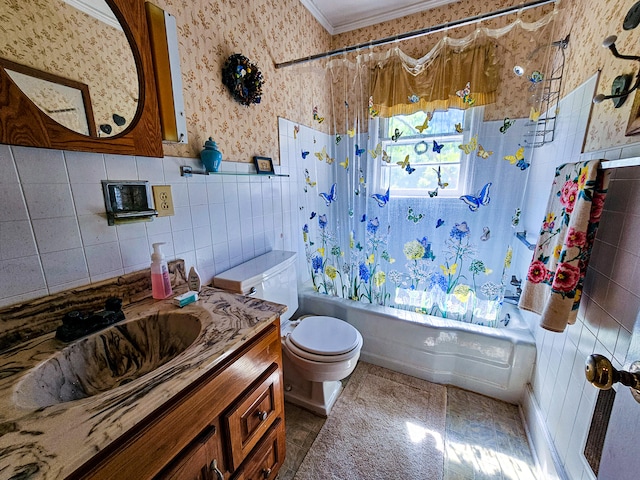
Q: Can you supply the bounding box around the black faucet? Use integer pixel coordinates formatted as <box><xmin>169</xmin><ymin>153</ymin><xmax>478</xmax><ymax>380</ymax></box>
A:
<box><xmin>55</xmin><ymin>297</ymin><xmax>125</xmax><ymax>342</ymax></box>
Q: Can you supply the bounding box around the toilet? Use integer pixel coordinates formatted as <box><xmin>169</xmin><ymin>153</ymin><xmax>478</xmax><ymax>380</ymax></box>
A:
<box><xmin>213</xmin><ymin>250</ymin><xmax>362</xmax><ymax>416</ymax></box>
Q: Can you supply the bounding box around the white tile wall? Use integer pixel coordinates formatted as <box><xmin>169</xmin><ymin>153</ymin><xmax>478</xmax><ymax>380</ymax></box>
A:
<box><xmin>516</xmin><ymin>73</ymin><xmax>640</xmax><ymax>480</ymax></box>
<box><xmin>0</xmin><ymin>142</ymin><xmax>300</xmax><ymax>308</ymax></box>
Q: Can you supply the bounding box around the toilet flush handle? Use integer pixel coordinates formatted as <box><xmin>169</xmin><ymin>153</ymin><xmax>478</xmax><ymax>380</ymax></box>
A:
<box><xmin>248</xmin><ymin>287</ymin><xmax>257</xmax><ymax>295</ymax></box>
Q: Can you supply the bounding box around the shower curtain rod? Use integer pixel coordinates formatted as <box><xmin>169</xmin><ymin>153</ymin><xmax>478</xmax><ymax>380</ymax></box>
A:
<box><xmin>275</xmin><ymin>0</ymin><xmax>557</xmax><ymax>69</ymax></box>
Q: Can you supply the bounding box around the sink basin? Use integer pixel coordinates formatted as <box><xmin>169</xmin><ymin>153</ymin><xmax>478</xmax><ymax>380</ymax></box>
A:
<box><xmin>14</xmin><ymin>311</ymin><xmax>202</xmax><ymax>408</ymax></box>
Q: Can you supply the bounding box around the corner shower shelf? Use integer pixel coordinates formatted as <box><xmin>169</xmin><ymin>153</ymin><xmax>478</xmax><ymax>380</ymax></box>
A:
<box><xmin>180</xmin><ymin>165</ymin><xmax>289</xmax><ymax>178</ymax></box>
<box><xmin>524</xmin><ymin>35</ymin><xmax>569</xmax><ymax>148</ymax></box>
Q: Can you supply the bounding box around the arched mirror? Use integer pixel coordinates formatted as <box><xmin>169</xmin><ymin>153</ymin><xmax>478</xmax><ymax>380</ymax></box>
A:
<box><xmin>0</xmin><ymin>0</ymin><xmax>163</xmax><ymax>157</ymax></box>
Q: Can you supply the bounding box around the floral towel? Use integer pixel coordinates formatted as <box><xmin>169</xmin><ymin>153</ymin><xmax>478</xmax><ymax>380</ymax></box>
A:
<box><xmin>519</xmin><ymin>160</ymin><xmax>610</xmax><ymax>332</ymax></box>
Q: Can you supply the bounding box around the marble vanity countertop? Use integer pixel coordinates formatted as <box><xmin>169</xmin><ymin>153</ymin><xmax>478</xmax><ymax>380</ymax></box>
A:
<box><xmin>0</xmin><ymin>287</ymin><xmax>287</xmax><ymax>479</ymax></box>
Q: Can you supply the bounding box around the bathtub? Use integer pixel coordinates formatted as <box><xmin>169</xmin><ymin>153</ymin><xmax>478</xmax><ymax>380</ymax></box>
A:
<box><xmin>296</xmin><ymin>286</ymin><xmax>536</xmax><ymax>404</ymax></box>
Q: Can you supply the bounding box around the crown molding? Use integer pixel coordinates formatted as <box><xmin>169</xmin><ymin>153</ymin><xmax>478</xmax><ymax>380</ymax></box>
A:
<box><xmin>300</xmin><ymin>0</ymin><xmax>461</xmax><ymax>36</ymax></box>
<box><xmin>299</xmin><ymin>0</ymin><xmax>337</xmax><ymax>34</ymax></box>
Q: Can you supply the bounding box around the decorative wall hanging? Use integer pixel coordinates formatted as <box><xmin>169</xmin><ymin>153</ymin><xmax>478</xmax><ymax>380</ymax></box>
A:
<box><xmin>222</xmin><ymin>54</ymin><xmax>264</xmax><ymax>106</ymax></box>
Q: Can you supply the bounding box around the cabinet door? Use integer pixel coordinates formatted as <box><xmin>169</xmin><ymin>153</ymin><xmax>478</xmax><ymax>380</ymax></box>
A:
<box><xmin>236</xmin><ymin>418</ymin><xmax>285</xmax><ymax>480</ymax></box>
<box><xmin>225</xmin><ymin>364</ymin><xmax>283</xmax><ymax>469</ymax></box>
<box><xmin>156</xmin><ymin>420</ymin><xmax>227</xmax><ymax>480</ymax></box>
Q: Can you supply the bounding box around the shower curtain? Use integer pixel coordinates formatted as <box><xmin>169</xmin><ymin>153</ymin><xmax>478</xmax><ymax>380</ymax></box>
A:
<box><xmin>292</xmin><ymin>9</ymin><xmax>558</xmax><ymax>327</ymax></box>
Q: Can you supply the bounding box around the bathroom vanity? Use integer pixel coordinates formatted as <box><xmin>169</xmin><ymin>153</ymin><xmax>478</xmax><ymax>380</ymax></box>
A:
<box><xmin>0</xmin><ymin>275</ymin><xmax>287</xmax><ymax>480</ymax></box>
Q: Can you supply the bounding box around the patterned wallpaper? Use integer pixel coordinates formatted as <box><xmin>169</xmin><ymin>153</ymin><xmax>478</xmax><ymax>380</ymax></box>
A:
<box><xmin>155</xmin><ymin>0</ymin><xmax>333</xmax><ymax>161</ymax></box>
<box><xmin>330</xmin><ymin>0</ymin><xmax>557</xmax><ymax>122</ymax></box>
<box><xmin>552</xmin><ymin>0</ymin><xmax>640</xmax><ymax>152</ymax></box>
<box><xmin>4</xmin><ymin>0</ymin><xmax>637</xmax><ymax>157</ymax></box>
<box><xmin>1</xmin><ymin>0</ymin><xmax>138</xmax><ymax>137</ymax></box>
<box><xmin>331</xmin><ymin>0</ymin><xmax>640</xmax><ymax>153</ymax></box>
<box><xmin>146</xmin><ymin>0</ymin><xmax>558</xmax><ymax>159</ymax></box>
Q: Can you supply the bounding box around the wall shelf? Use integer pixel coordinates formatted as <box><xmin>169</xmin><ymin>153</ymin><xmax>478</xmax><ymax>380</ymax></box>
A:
<box><xmin>180</xmin><ymin>165</ymin><xmax>289</xmax><ymax>178</ymax></box>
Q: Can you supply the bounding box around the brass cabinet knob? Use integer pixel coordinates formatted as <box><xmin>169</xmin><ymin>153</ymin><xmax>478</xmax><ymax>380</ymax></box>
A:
<box><xmin>262</xmin><ymin>467</ymin><xmax>272</xmax><ymax>478</ymax></box>
<box><xmin>256</xmin><ymin>410</ymin><xmax>268</xmax><ymax>421</ymax></box>
<box><xmin>585</xmin><ymin>354</ymin><xmax>640</xmax><ymax>391</ymax></box>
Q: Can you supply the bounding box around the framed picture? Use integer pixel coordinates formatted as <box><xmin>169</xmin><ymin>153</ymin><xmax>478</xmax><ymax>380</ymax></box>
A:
<box><xmin>253</xmin><ymin>156</ymin><xmax>275</xmax><ymax>174</ymax></box>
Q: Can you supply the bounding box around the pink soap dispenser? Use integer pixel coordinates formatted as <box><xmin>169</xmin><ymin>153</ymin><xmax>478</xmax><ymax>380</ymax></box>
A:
<box><xmin>151</xmin><ymin>242</ymin><xmax>173</xmax><ymax>299</ymax></box>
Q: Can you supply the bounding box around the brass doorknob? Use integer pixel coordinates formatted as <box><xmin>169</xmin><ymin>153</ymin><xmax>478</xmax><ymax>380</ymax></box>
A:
<box><xmin>585</xmin><ymin>354</ymin><xmax>640</xmax><ymax>390</ymax></box>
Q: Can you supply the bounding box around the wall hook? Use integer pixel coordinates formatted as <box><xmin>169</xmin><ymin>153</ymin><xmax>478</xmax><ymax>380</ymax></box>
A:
<box><xmin>593</xmin><ymin>35</ymin><xmax>640</xmax><ymax>107</ymax></box>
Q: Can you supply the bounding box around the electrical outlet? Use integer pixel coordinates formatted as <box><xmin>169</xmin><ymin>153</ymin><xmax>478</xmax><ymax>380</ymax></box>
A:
<box><xmin>152</xmin><ymin>185</ymin><xmax>175</xmax><ymax>217</ymax></box>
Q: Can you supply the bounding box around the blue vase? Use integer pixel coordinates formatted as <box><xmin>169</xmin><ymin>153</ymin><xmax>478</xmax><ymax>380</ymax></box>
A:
<box><xmin>201</xmin><ymin>137</ymin><xmax>222</xmax><ymax>172</ymax></box>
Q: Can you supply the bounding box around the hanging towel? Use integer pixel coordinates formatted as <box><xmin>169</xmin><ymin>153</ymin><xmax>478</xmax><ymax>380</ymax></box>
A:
<box><xmin>519</xmin><ymin>160</ymin><xmax>610</xmax><ymax>332</ymax></box>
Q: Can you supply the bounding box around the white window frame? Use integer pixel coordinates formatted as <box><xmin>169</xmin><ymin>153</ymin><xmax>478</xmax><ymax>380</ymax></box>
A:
<box><xmin>372</xmin><ymin>109</ymin><xmax>476</xmax><ymax>198</ymax></box>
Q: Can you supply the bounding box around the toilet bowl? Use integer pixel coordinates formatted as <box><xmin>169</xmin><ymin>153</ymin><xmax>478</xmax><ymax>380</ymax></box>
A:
<box><xmin>281</xmin><ymin>315</ymin><xmax>362</xmax><ymax>416</ymax></box>
<box><xmin>213</xmin><ymin>251</ymin><xmax>363</xmax><ymax>416</ymax></box>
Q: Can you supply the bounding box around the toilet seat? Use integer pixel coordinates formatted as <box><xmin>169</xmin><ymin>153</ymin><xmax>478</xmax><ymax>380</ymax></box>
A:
<box><xmin>284</xmin><ymin>336</ymin><xmax>360</xmax><ymax>363</ymax></box>
<box><xmin>285</xmin><ymin>316</ymin><xmax>362</xmax><ymax>363</ymax></box>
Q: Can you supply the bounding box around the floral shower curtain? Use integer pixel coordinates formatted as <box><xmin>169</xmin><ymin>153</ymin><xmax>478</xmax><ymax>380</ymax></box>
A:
<box><xmin>294</xmin><ymin>9</ymin><xmax>558</xmax><ymax>327</ymax></box>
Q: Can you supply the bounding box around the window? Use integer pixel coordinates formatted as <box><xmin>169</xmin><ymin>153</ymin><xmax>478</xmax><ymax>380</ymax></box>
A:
<box><xmin>378</xmin><ymin>110</ymin><xmax>467</xmax><ymax>197</ymax></box>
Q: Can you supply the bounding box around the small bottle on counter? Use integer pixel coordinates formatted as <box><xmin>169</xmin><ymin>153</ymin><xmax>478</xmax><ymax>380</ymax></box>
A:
<box><xmin>151</xmin><ymin>242</ymin><xmax>173</xmax><ymax>299</ymax></box>
<box><xmin>188</xmin><ymin>266</ymin><xmax>202</xmax><ymax>292</ymax></box>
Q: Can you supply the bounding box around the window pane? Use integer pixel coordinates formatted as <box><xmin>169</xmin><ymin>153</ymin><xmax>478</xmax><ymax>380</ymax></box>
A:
<box><xmin>379</xmin><ymin>109</ymin><xmax>467</xmax><ymax>197</ymax></box>
<box><xmin>385</xmin><ymin>110</ymin><xmax>465</xmax><ymax>138</ymax></box>
<box><xmin>385</xmin><ymin>139</ymin><xmax>461</xmax><ymax>165</ymax></box>
<box><xmin>386</xmin><ymin>163</ymin><xmax>459</xmax><ymax>191</ymax></box>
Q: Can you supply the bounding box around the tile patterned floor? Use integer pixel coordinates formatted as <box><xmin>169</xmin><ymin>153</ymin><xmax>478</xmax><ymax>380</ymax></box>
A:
<box><xmin>444</xmin><ymin>387</ymin><xmax>538</xmax><ymax>480</ymax></box>
<box><xmin>278</xmin><ymin>383</ymin><xmax>538</xmax><ymax>480</ymax></box>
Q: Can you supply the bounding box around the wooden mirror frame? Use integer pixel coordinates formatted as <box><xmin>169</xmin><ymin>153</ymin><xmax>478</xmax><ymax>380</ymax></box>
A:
<box><xmin>0</xmin><ymin>0</ymin><xmax>164</xmax><ymax>157</ymax></box>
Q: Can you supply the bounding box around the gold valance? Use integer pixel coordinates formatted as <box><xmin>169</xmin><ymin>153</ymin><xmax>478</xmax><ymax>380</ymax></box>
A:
<box><xmin>370</xmin><ymin>43</ymin><xmax>499</xmax><ymax>117</ymax></box>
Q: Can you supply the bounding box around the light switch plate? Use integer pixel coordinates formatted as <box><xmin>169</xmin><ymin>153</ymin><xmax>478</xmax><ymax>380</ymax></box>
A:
<box><xmin>152</xmin><ymin>185</ymin><xmax>175</xmax><ymax>217</ymax></box>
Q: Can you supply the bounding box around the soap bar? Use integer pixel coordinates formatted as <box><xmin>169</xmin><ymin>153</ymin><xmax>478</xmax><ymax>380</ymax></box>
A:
<box><xmin>174</xmin><ymin>291</ymin><xmax>198</xmax><ymax>307</ymax></box>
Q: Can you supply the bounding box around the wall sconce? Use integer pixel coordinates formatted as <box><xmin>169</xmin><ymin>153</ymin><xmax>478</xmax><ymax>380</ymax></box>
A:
<box><xmin>146</xmin><ymin>3</ymin><xmax>188</xmax><ymax>144</ymax></box>
<box><xmin>593</xmin><ymin>35</ymin><xmax>640</xmax><ymax>107</ymax></box>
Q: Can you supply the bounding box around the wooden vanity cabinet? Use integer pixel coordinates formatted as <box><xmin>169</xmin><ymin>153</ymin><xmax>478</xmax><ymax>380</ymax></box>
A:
<box><xmin>69</xmin><ymin>320</ymin><xmax>285</xmax><ymax>480</ymax></box>
<box><xmin>233</xmin><ymin>419</ymin><xmax>285</xmax><ymax>480</ymax></box>
<box><xmin>156</xmin><ymin>420</ymin><xmax>226</xmax><ymax>480</ymax></box>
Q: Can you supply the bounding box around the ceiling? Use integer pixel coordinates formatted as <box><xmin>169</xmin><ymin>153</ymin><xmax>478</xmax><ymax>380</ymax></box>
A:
<box><xmin>299</xmin><ymin>0</ymin><xmax>461</xmax><ymax>35</ymax></box>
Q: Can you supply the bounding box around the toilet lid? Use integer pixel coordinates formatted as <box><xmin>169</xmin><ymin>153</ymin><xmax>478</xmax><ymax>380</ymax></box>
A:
<box><xmin>289</xmin><ymin>316</ymin><xmax>360</xmax><ymax>355</ymax></box>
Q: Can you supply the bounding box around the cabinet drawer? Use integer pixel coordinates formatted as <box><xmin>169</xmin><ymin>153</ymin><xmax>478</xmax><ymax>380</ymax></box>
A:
<box><xmin>225</xmin><ymin>364</ymin><xmax>283</xmax><ymax>469</ymax></box>
<box><xmin>155</xmin><ymin>419</ymin><xmax>227</xmax><ymax>480</ymax></box>
<box><xmin>234</xmin><ymin>418</ymin><xmax>285</xmax><ymax>480</ymax></box>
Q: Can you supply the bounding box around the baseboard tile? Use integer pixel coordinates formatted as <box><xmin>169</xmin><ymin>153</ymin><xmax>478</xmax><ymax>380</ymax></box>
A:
<box><xmin>522</xmin><ymin>383</ymin><xmax>569</xmax><ymax>480</ymax></box>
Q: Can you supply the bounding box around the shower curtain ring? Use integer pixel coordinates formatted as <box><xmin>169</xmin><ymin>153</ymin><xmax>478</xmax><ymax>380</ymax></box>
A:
<box><xmin>414</xmin><ymin>141</ymin><xmax>429</xmax><ymax>155</ymax></box>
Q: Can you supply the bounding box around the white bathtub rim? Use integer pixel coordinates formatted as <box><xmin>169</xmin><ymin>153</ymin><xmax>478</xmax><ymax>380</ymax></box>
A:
<box><xmin>298</xmin><ymin>285</ymin><xmax>534</xmax><ymax>345</ymax></box>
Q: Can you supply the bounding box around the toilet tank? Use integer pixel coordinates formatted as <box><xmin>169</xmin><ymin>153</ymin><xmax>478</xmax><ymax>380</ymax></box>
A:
<box><xmin>213</xmin><ymin>251</ymin><xmax>298</xmax><ymax>322</ymax></box>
